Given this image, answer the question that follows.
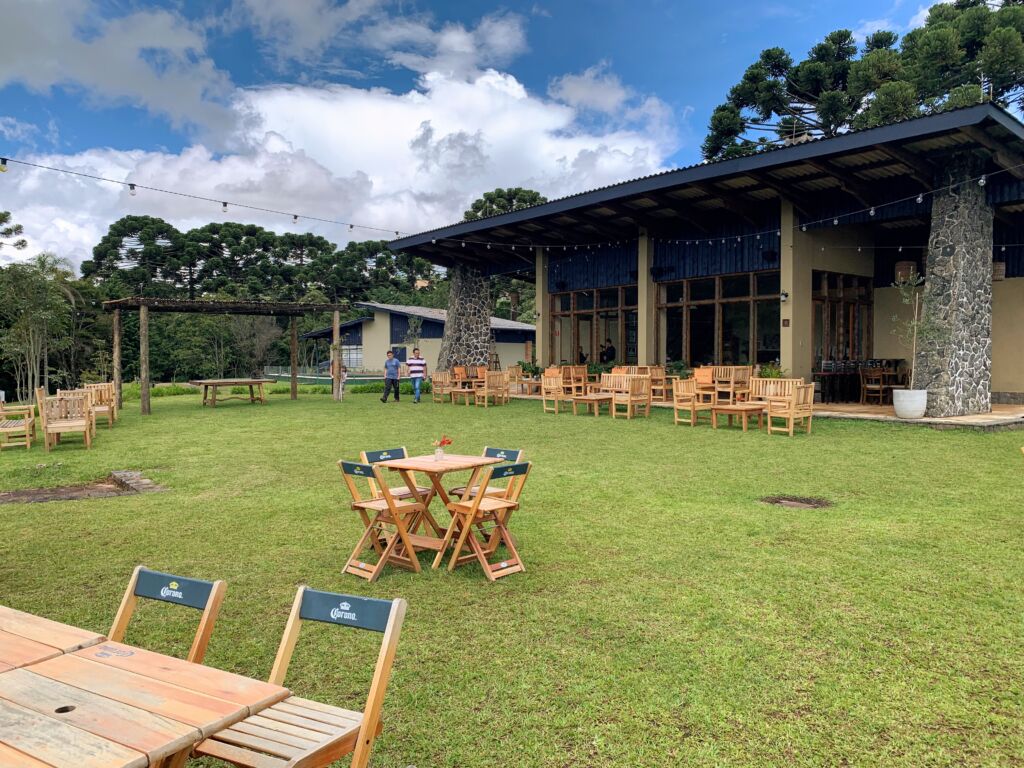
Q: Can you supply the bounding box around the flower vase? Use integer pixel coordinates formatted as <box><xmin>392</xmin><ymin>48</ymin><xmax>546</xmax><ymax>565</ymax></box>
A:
<box><xmin>434</xmin><ymin>447</ymin><xmax>444</xmax><ymax>460</ymax></box>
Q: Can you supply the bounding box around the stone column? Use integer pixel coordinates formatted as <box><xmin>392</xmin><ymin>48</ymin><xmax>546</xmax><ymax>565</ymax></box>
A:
<box><xmin>534</xmin><ymin>247</ymin><xmax>550</xmax><ymax>367</ymax></box>
<box><xmin>916</xmin><ymin>155</ymin><xmax>993</xmax><ymax>416</ymax></box>
<box><xmin>438</xmin><ymin>263</ymin><xmax>493</xmax><ymax>369</ymax></box>
<box><xmin>637</xmin><ymin>229</ymin><xmax>657</xmax><ymax>365</ymax></box>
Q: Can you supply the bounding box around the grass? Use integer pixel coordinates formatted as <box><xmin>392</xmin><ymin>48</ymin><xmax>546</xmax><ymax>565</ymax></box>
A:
<box><xmin>2</xmin><ymin>393</ymin><xmax>1022</xmax><ymax>767</ymax></box>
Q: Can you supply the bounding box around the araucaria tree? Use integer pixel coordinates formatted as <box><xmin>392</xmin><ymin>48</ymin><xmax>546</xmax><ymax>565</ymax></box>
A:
<box><xmin>702</xmin><ymin>1</ymin><xmax>1024</xmax><ymax>161</ymax></box>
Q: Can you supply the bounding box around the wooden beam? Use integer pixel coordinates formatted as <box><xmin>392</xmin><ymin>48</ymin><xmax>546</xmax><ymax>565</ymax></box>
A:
<box><xmin>803</xmin><ymin>159</ymin><xmax>875</xmax><ymax>207</ymax></box>
<box><xmin>961</xmin><ymin>125</ymin><xmax>1024</xmax><ymax>180</ymax></box>
<box><xmin>744</xmin><ymin>173</ymin><xmax>815</xmax><ymax>218</ymax></box>
<box><xmin>290</xmin><ymin>318</ymin><xmax>298</xmax><ymax>401</ymax></box>
<box><xmin>878</xmin><ymin>144</ymin><xmax>934</xmax><ymax>187</ymax></box>
<box><xmin>332</xmin><ymin>310</ymin><xmax>341</xmax><ymax>401</ymax></box>
<box><xmin>112</xmin><ymin>309</ymin><xmax>122</xmax><ymax>409</ymax></box>
<box><xmin>139</xmin><ymin>304</ymin><xmax>150</xmax><ymax>416</ymax></box>
<box><xmin>685</xmin><ymin>183</ymin><xmax>760</xmax><ymax>227</ymax></box>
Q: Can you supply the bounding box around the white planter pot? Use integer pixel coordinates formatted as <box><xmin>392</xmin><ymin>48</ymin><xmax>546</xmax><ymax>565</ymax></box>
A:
<box><xmin>893</xmin><ymin>389</ymin><xmax>928</xmax><ymax>419</ymax></box>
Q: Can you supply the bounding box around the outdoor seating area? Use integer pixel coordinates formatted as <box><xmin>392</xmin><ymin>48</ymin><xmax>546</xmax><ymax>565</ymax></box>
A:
<box><xmin>0</xmin><ymin>569</ymin><xmax>405</xmax><ymax>768</ymax></box>
<box><xmin>33</xmin><ymin>382</ymin><xmax>120</xmax><ymax>451</ymax></box>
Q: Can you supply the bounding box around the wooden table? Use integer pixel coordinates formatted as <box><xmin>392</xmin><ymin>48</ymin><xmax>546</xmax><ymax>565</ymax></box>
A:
<box><xmin>376</xmin><ymin>454</ymin><xmax>504</xmax><ymax>554</ymax></box>
<box><xmin>711</xmin><ymin>402</ymin><xmax>766</xmax><ymax>432</ymax></box>
<box><xmin>188</xmin><ymin>378</ymin><xmax>274</xmax><ymax>407</ymax></box>
<box><xmin>0</xmin><ymin>605</ymin><xmax>105</xmax><ymax>671</ymax></box>
<box><xmin>0</xmin><ymin>618</ymin><xmax>289</xmax><ymax>768</ymax></box>
<box><xmin>571</xmin><ymin>392</ymin><xmax>612</xmax><ymax>416</ymax></box>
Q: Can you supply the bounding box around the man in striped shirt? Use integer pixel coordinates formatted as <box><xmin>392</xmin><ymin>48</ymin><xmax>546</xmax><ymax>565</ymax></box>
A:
<box><xmin>407</xmin><ymin>347</ymin><xmax>428</xmax><ymax>403</ymax></box>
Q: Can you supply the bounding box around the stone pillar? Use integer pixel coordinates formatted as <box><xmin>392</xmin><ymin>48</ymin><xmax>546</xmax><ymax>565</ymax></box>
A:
<box><xmin>438</xmin><ymin>263</ymin><xmax>493</xmax><ymax>370</ymax></box>
<box><xmin>916</xmin><ymin>155</ymin><xmax>993</xmax><ymax>416</ymax></box>
<box><xmin>637</xmin><ymin>229</ymin><xmax>657</xmax><ymax>365</ymax></box>
<box><xmin>779</xmin><ymin>200</ymin><xmax>813</xmax><ymax>381</ymax></box>
<box><xmin>534</xmin><ymin>247</ymin><xmax>550</xmax><ymax>367</ymax></box>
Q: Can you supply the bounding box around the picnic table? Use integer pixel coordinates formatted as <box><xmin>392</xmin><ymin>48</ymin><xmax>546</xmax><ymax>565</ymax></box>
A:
<box><xmin>0</xmin><ymin>605</ymin><xmax>105</xmax><ymax>670</ymax></box>
<box><xmin>376</xmin><ymin>453</ymin><xmax>504</xmax><ymax>557</ymax></box>
<box><xmin>188</xmin><ymin>378</ymin><xmax>274</xmax><ymax>407</ymax></box>
<box><xmin>0</xmin><ymin>605</ymin><xmax>289</xmax><ymax>768</ymax></box>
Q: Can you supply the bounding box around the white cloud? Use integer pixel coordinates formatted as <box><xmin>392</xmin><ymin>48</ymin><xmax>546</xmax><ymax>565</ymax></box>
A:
<box><xmin>0</xmin><ymin>117</ymin><xmax>39</xmax><ymax>143</ymax></box>
<box><xmin>0</xmin><ymin>0</ymin><xmax>234</xmax><ymax>138</ymax></box>
<box><xmin>5</xmin><ymin>67</ymin><xmax>681</xmax><ymax>270</ymax></box>
<box><xmin>853</xmin><ymin>18</ymin><xmax>898</xmax><ymax>43</ymax></box>
<box><xmin>548</xmin><ymin>62</ymin><xmax>631</xmax><ymax>114</ymax></box>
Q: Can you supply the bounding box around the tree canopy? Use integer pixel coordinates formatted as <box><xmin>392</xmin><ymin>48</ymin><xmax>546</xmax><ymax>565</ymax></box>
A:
<box><xmin>463</xmin><ymin>187</ymin><xmax>548</xmax><ymax>220</ymax></box>
<box><xmin>702</xmin><ymin>0</ymin><xmax>1024</xmax><ymax>161</ymax></box>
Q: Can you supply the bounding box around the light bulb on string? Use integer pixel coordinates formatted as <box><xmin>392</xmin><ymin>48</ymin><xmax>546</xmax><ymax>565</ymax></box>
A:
<box><xmin>431</xmin><ymin>239</ymin><xmax>437</xmax><ymax>245</ymax></box>
<box><xmin>898</xmin><ymin>246</ymin><xmax>903</xmax><ymax>253</ymax></box>
<box><xmin>292</xmin><ymin>214</ymin><xmax>298</xmax><ymax>223</ymax></box>
<box><xmin>869</xmin><ymin>207</ymin><xmax>875</xmax><ymax>216</ymax></box>
<box><xmin>349</xmin><ymin>224</ymin><xmax>354</xmax><ymax>231</ymax></box>
<box><xmin>801</xmin><ymin>225</ymin><xmax>807</xmax><ymax>232</ymax></box>
<box><xmin>221</xmin><ymin>202</ymin><xmax>228</xmax><ymax>213</ymax></box>
<box><xmin>979</xmin><ymin>175</ymin><xmax>987</xmax><ymax>187</ymax></box>
<box><xmin>129</xmin><ymin>184</ymin><xmax>137</xmax><ymax>196</ymax></box>
<box><xmin>833</xmin><ymin>217</ymin><xmax>838</xmax><ymax>226</ymax></box>
<box><xmin>1001</xmin><ymin>245</ymin><xmax>1006</xmax><ymax>252</ymax></box>
<box><xmin>916</xmin><ymin>193</ymin><xmax>923</xmax><ymax>204</ymax></box>
<box><xmin>0</xmin><ymin>158</ymin><xmax>7</xmax><ymax>173</ymax></box>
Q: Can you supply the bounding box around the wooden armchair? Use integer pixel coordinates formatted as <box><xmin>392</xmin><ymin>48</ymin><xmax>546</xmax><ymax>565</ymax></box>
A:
<box><xmin>860</xmin><ymin>368</ymin><xmax>885</xmax><ymax>405</ymax></box>
<box><xmin>747</xmin><ymin>377</ymin><xmax>804</xmax><ymax>406</ymax></box>
<box><xmin>612</xmin><ymin>376</ymin><xmax>651</xmax><ymax>419</ymax></box>
<box><xmin>57</xmin><ymin>387</ymin><xmax>98</xmax><ymax>437</ymax></box>
<box><xmin>596</xmin><ymin>373</ymin><xmax>630</xmax><ymax>395</ymax></box>
<box><xmin>36</xmin><ymin>388</ymin><xmax>91</xmax><ymax>451</ymax></box>
<box><xmin>692</xmin><ymin>366</ymin><xmax>716</xmax><ymax>403</ymax></box>
<box><xmin>194</xmin><ymin>586</ymin><xmax>407</xmax><ymax>768</ymax></box>
<box><xmin>0</xmin><ymin>401</ymin><xmax>35</xmax><ymax>451</ymax></box>
<box><xmin>649</xmin><ymin>366</ymin><xmax>669</xmax><ymax>402</ymax></box>
<box><xmin>84</xmin><ymin>382</ymin><xmax>117</xmax><ymax>428</ymax></box>
<box><xmin>452</xmin><ymin>365</ymin><xmax>469</xmax><ymax>389</ymax></box>
<box><xmin>767</xmin><ymin>383</ymin><xmax>815</xmax><ymax>436</ymax></box>
<box><xmin>671</xmin><ymin>378</ymin><xmax>712</xmax><ymax>426</ymax></box>
<box><xmin>713</xmin><ymin>366</ymin><xmax>752</xmax><ymax>405</ymax></box>
<box><xmin>541</xmin><ymin>375</ymin><xmax>568</xmax><ymax>414</ymax></box>
<box><xmin>475</xmin><ymin>371</ymin><xmax>508</xmax><ymax>407</ymax></box>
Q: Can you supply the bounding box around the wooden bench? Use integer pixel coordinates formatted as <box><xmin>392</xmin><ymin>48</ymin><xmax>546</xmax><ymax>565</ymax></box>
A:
<box><xmin>0</xmin><ymin>402</ymin><xmax>35</xmax><ymax>451</ymax></box>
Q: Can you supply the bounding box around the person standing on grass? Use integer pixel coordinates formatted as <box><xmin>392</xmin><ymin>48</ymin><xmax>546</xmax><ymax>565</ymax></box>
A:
<box><xmin>381</xmin><ymin>350</ymin><xmax>401</xmax><ymax>403</ymax></box>
<box><xmin>407</xmin><ymin>347</ymin><xmax>427</xmax><ymax>404</ymax></box>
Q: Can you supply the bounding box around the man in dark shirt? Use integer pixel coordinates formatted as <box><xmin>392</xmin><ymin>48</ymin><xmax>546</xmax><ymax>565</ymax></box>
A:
<box><xmin>602</xmin><ymin>338</ymin><xmax>616</xmax><ymax>363</ymax></box>
<box><xmin>381</xmin><ymin>350</ymin><xmax>401</xmax><ymax>402</ymax></box>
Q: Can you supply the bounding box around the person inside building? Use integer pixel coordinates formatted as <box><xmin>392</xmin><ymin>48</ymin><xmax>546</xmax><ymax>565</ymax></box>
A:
<box><xmin>601</xmin><ymin>338</ymin><xmax>616</xmax><ymax>363</ymax></box>
<box><xmin>577</xmin><ymin>346</ymin><xmax>588</xmax><ymax>365</ymax></box>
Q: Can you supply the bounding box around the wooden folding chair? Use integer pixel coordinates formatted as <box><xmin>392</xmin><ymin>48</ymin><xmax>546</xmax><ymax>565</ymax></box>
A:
<box><xmin>109</xmin><ymin>565</ymin><xmax>226</xmax><ymax>664</ymax></box>
<box><xmin>672</xmin><ymin>378</ymin><xmax>712</xmax><ymax>426</ymax></box>
<box><xmin>449</xmin><ymin>447</ymin><xmax>525</xmax><ymax>498</ymax></box>
<box><xmin>0</xmin><ymin>401</ymin><xmax>35</xmax><ymax>451</ymax></box>
<box><xmin>359</xmin><ymin>447</ymin><xmax>431</xmax><ymax>502</ymax></box>
<box><xmin>433</xmin><ymin>462</ymin><xmax>531</xmax><ymax>581</ymax></box>
<box><xmin>339</xmin><ymin>461</ymin><xmax>423</xmax><ymax>582</ymax></box>
<box><xmin>194</xmin><ymin>586</ymin><xmax>406</xmax><ymax>768</ymax></box>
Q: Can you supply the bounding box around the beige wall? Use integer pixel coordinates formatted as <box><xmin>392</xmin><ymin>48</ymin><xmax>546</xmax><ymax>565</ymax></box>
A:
<box><xmin>872</xmin><ymin>286</ymin><xmax>914</xmax><ymax>360</ymax></box>
<box><xmin>535</xmin><ymin>246</ymin><xmax>551</xmax><ymax>366</ymax></box>
<box><xmin>993</xmin><ymin>277</ymin><xmax>1024</xmax><ymax>394</ymax></box>
<box><xmin>637</xmin><ymin>230</ymin><xmax>657</xmax><ymax>365</ymax></box>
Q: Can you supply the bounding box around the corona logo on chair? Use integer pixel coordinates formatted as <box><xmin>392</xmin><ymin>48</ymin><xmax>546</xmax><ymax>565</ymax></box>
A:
<box><xmin>160</xmin><ymin>581</ymin><xmax>184</xmax><ymax>600</ymax></box>
<box><xmin>330</xmin><ymin>601</ymin><xmax>357</xmax><ymax>622</ymax></box>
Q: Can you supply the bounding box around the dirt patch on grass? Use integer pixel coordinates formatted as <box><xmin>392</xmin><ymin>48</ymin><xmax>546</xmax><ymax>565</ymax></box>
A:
<box><xmin>0</xmin><ymin>471</ymin><xmax>165</xmax><ymax>504</ymax></box>
<box><xmin>760</xmin><ymin>495</ymin><xmax>833</xmax><ymax>509</ymax></box>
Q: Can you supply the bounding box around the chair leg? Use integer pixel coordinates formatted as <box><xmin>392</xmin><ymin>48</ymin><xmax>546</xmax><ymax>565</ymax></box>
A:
<box><xmin>447</xmin><ymin>513</ymin><xmax>477</xmax><ymax>572</ymax></box>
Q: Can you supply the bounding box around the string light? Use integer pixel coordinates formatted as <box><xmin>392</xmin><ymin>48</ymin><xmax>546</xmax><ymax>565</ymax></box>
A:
<box><xmin>979</xmin><ymin>175</ymin><xmax>987</xmax><ymax>187</ymax></box>
<box><xmin>833</xmin><ymin>217</ymin><xmax>838</xmax><ymax>226</ymax></box>
<box><xmin>916</xmin><ymin>193</ymin><xmax>924</xmax><ymax>204</ymax></box>
<box><xmin>222</xmin><ymin>202</ymin><xmax>228</xmax><ymax>213</ymax></box>
<box><xmin>0</xmin><ymin>158</ymin><xmax>7</xmax><ymax>173</ymax></box>
<box><xmin>869</xmin><ymin>207</ymin><xmax>875</xmax><ymax>216</ymax></box>
<box><xmin>292</xmin><ymin>214</ymin><xmax>298</xmax><ymax>223</ymax></box>
<box><xmin>129</xmin><ymin>184</ymin><xmax>137</xmax><ymax>196</ymax></box>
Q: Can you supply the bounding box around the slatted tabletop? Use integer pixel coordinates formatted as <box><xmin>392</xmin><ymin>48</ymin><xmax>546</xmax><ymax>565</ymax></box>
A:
<box><xmin>0</xmin><ymin>608</ymin><xmax>290</xmax><ymax>768</ymax></box>
<box><xmin>0</xmin><ymin>606</ymin><xmax>105</xmax><ymax>670</ymax></box>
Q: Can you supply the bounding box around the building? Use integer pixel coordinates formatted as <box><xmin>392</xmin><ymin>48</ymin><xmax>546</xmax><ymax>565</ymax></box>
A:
<box><xmin>389</xmin><ymin>103</ymin><xmax>1024</xmax><ymax>416</ymax></box>
<box><xmin>301</xmin><ymin>301</ymin><xmax>535</xmax><ymax>372</ymax></box>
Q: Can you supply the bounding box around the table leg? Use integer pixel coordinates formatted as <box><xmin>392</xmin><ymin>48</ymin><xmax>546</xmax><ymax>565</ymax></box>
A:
<box><xmin>211</xmin><ymin>385</ymin><xmax>217</xmax><ymax>408</ymax></box>
<box><xmin>712</xmin><ymin>410</ymin><xmax>718</xmax><ymax>429</ymax></box>
<box><xmin>397</xmin><ymin>469</ymin><xmax>442</xmax><ymax>537</ymax></box>
<box><xmin>249</xmin><ymin>384</ymin><xmax>255</xmax><ymax>403</ymax></box>
<box><xmin>260</xmin><ymin>382</ymin><xmax>266</xmax><ymax>403</ymax></box>
<box><xmin>741</xmin><ymin>412</ymin><xmax>748</xmax><ymax>432</ymax></box>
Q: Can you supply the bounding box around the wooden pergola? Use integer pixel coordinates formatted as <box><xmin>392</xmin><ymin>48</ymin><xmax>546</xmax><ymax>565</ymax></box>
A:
<box><xmin>103</xmin><ymin>297</ymin><xmax>348</xmax><ymax>414</ymax></box>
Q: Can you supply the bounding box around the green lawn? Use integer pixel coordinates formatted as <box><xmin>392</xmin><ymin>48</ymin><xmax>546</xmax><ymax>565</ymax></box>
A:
<box><xmin>2</xmin><ymin>394</ymin><xmax>1022</xmax><ymax>767</ymax></box>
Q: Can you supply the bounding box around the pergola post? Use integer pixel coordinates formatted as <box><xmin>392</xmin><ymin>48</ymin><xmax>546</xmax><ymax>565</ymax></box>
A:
<box><xmin>139</xmin><ymin>304</ymin><xmax>150</xmax><ymax>415</ymax></box>
<box><xmin>112</xmin><ymin>308</ymin><xmax>122</xmax><ymax>408</ymax></box>
<box><xmin>290</xmin><ymin>317</ymin><xmax>298</xmax><ymax>400</ymax></box>
<box><xmin>331</xmin><ymin>310</ymin><xmax>341</xmax><ymax>401</ymax></box>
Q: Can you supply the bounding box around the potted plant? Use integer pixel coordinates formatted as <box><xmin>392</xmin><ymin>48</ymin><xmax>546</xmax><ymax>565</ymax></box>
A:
<box><xmin>756</xmin><ymin>361</ymin><xmax>787</xmax><ymax>379</ymax></box>
<box><xmin>890</xmin><ymin>274</ymin><xmax>940</xmax><ymax>419</ymax></box>
<box><xmin>432</xmin><ymin>434</ymin><xmax>453</xmax><ymax>460</ymax></box>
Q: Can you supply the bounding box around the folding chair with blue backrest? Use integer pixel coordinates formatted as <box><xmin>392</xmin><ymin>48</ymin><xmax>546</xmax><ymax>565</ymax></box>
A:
<box><xmin>108</xmin><ymin>565</ymin><xmax>227</xmax><ymax>664</ymax></box>
<box><xmin>433</xmin><ymin>462</ymin><xmax>531</xmax><ymax>581</ymax></box>
<box><xmin>359</xmin><ymin>447</ymin><xmax>431</xmax><ymax>502</ymax></box>
<box><xmin>339</xmin><ymin>461</ymin><xmax>423</xmax><ymax>582</ymax></box>
<box><xmin>448</xmin><ymin>446</ymin><xmax>525</xmax><ymax>499</ymax></box>
<box><xmin>194</xmin><ymin>586</ymin><xmax>407</xmax><ymax>768</ymax></box>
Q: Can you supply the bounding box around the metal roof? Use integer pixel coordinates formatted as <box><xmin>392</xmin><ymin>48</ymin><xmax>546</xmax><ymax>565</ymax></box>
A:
<box><xmin>388</xmin><ymin>103</ymin><xmax>1024</xmax><ymax>269</ymax></box>
<box><xmin>300</xmin><ymin>301</ymin><xmax>535</xmax><ymax>340</ymax></box>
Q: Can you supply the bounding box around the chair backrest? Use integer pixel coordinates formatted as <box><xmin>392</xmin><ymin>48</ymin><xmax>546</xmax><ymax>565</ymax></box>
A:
<box><xmin>485</xmin><ymin>370</ymin><xmax>504</xmax><ymax>390</ymax></box>
<box><xmin>359</xmin><ymin>447</ymin><xmax>408</xmax><ymax>497</ymax></box>
<box><xmin>507</xmin><ymin>364</ymin><xmax>523</xmax><ymax>381</ymax></box>
<box><xmin>109</xmin><ymin>565</ymin><xmax>226</xmax><ymax>664</ymax></box>
<box><xmin>482</xmin><ymin>446</ymin><xmax>524</xmax><ymax>462</ymax></box>
<box><xmin>599</xmin><ymin>373</ymin><xmax>629</xmax><ymax>393</ymax></box>
<box><xmin>342</xmin><ymin>458</ymin><xmax>395</xmax><ymax>503</ymax></box>
<box><xmin>711</xmin><ymin>366</ymin><xmax>733</xmax><ymax>383</ymax></box>
<box><xmin>46</xmin><ymin>393</ymin><xmax>90</xmax><ymax>422</ymax></box>
<box><xmin>474</xmin><ymin>365</ymin><xmax>489</xmax><ymax>378</ymax></box>
<box><xmin>672</xmin><ymin>377</ymin><xmax>697</xmax><ymax>398</ymax></box>
<box><xmin>467</xmin><ymin>461</ymin><xmax>532</xmax><ymax>508</ymax></box>
<box><xmin>34</xmin><ymin>388</ymin><xmax>47</xmax><ymax>429</ymax></box>
<box><xmin>452</xmin><ymin>365</ymin><xmax>468</xmax><ymax>381</ymax></box>
<box><xmin>570</xmin><ymin>365</ymin><xmax>588</xmax><ymax>381</ymax></box>
<box><xmin>610</xmin><ymin>366</ymin><xmax>628</xmax><ymax>375</ymax></box>
<box><xmin>794</xmin><ymin>383</ymin><xmax>815</xmax><ymax>410</ymax></box>
<box><xmin>544</xmin><ymin>366</ymin><xmax>561</xmax><ymax>378</ymax></box>
<box><xmin>84</xmin><ymin>383</ymin><xmax>112</xmax><ymax>405</ymax></box>
<box><xmin>541</xmin><ymin>375</ymin><xmax>563</xmax><ymax>396</ymax></box>
<box><xmin>268</xmin><ymin>586</ymin><xmax>407</xmax><ymax>767</ymax></box>
<box><xmin>649</xmin><ymin>366</ymin><xmax>666</xmax><ymax>382</ymax></box>
<box><xmin>626</xmin><ymin>375</ymin><xmax>650</xmax><ymax>399</ymax></box>
<box><xmin>432</xmin><ymin>371</ymin><xmax>451</xmax><ymax>388</ymax></box>
<box><xmin>733</xmin><ymin>366</ymin><xmax>752</xmax><ymax>385</ymax></box>
<box><xmin>693</xmin><ymin>367</ymin><xmax>713</xmax><ymax>385</ymax></box>
<box><xmin>749</xmin><ymin>377</ymin><xmax>803</xmax><ymax>400</ymax></box>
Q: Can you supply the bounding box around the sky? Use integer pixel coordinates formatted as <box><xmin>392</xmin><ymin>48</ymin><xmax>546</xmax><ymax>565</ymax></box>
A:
<box><xmin>0</xmin><ymin>0</ymin><xmax>943</xmax><ymax>270</ymax></box>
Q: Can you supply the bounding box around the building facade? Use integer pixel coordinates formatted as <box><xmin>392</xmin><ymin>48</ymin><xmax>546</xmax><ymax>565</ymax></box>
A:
<box><xmin>391</xmin><ymin>104</ymin><xmax>1024</xmax><ymax>415</ymax></box>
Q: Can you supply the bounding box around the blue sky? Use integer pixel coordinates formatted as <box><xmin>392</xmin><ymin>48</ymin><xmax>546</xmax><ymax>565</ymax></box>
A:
<box><xmin>0</xmin><ymin>0</ymin><xmax>937</xmax><ymax>266</ymax></box>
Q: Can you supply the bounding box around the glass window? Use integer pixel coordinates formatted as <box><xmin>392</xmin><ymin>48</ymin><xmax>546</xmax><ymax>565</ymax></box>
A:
<box><xmin>688</xmin><ymin>304</ymin><xmax>715</xmax><ymax>365</ymax></box>
<box><xmin>721</xmin><ymin>303</ymin><xmax>750</xmax><ymax>364</ymax></box>
<box><xmin>598</xmin><ymin>312</ymin><xmax>620</xmax><ymax>363</ymax></box>
<box><xmin>756</xmin><ymin>271</ymin><xmax>780</xmax><ymax>296</ymax></box>
<box><xmin>664</xmin><ymin>307</ymin><xmax>684</xmax><ymax>362</ymax></box>
<box><xmin>575</xmin><ymin>290</ymin><xmax>594</xmax><ymax>310</ymax></box>
<box><xmin>624</xmin><ymin>310</ymin><xmax>639</xmax><ymax>363</ymax></box>
<box><xmin>664</xmin><ymin>283</ymin><xmax>685</xmax><ymax>304</ymax></box>
<box><xmin>557</xmin><ymin>316</ymin><xmax>573</xmax><ymax>363</ymax></box>
<box><xmin>623</xmin><ymin>285</ymin><xmax>638</xmax><ymax>306</ymax></box>
<box><xmin>721</xmin><ymin>275</ymin><xmax>750</xmax><ymax>299</ymax></box>
<box><xmin>599</xmin><ymin>288</ymin><xmax>619</xmax><ymax>308</ymax></box>
<box><xmin>755</xmin><ymin>300</ymin><xmax>780</xmax><ymax>363</ymax></box>
<box><xmin>689</xmin><ymin>278</ymin><xmax>715</xmax><ymax>301</ymax></box>
<box><xmin>556</xmin><ymin>294</ymin><xmax>571</xmax><ymax>312</ymax></box>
